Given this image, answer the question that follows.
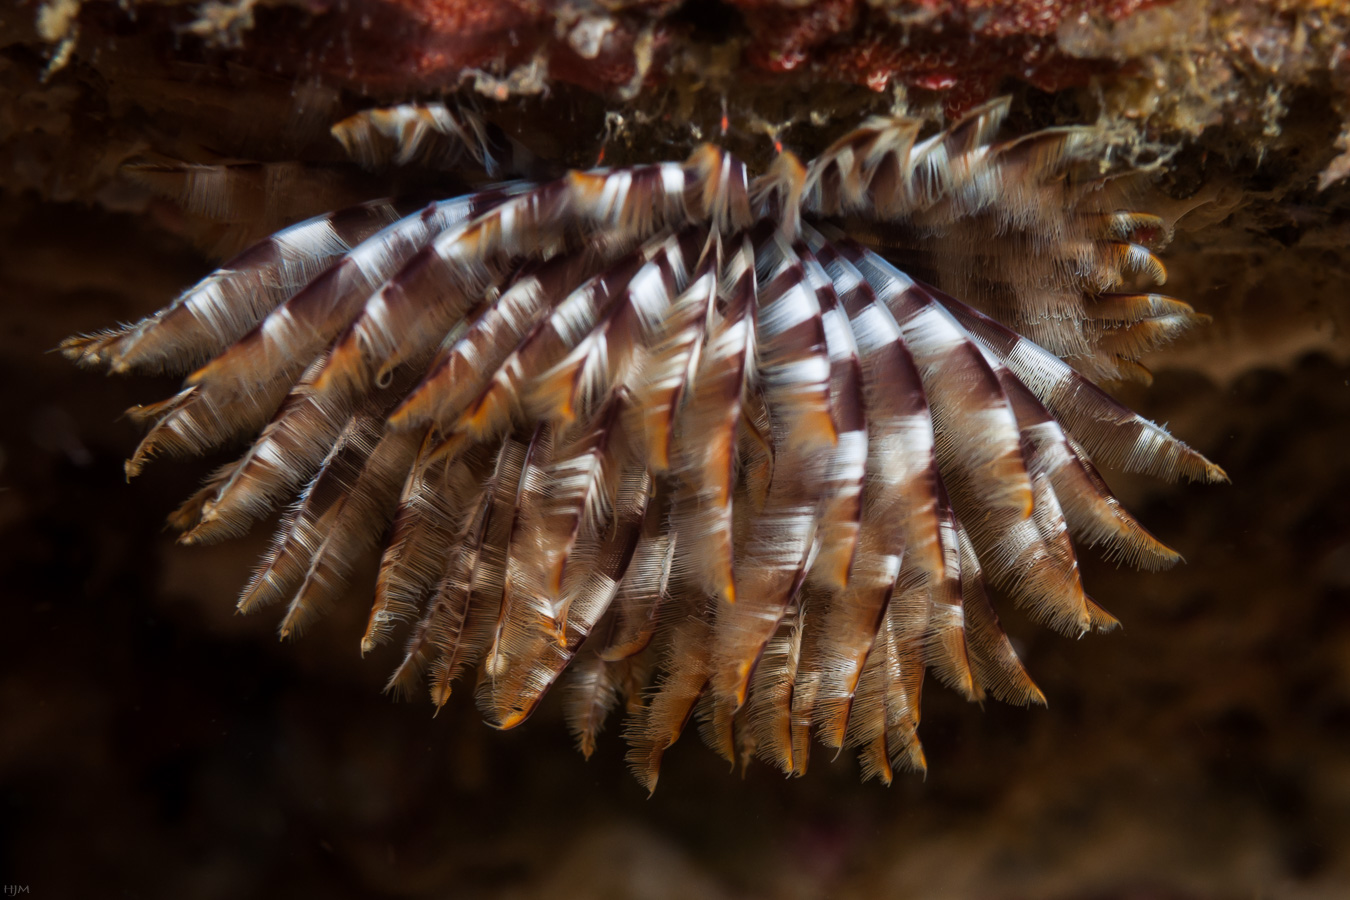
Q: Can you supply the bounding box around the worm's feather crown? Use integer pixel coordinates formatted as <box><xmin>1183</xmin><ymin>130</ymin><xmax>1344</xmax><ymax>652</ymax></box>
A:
<box><xmin>62</xmin><ymin>100</ymin><xmax>1223</xmax><ymax>787</ymax></box>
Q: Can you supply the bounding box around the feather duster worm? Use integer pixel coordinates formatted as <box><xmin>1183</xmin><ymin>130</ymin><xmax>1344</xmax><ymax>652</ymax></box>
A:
<box><xmin>63</xmin><ymin>99</ymin><xmax>1225</xmax><ymax>790</ymax></box>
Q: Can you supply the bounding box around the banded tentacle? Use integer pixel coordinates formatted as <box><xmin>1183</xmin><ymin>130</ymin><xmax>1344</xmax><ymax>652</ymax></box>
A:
<box><xmin>64</xmin><ymin>101</ymin><xmax>1224</xmax><ymax>789</ymax></box>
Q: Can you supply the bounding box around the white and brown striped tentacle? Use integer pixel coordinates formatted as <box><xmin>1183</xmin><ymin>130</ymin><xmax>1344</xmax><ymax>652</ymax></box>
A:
<box><xmin>1068</xmin><ymin>434</ymin><xmax>1184</xmax><ymax>569</ymax></box>
<box><xmin>883</xmin><ymin>561</ymin><xmax>935</xmax><ymax>771</ymax></box>
<box><xmin>314</xmin><ymin>156</ymin><xmax>724</xmax><ymax>402</ymax></box>
<box><xmin>670</xmin><ymin>232</ymin><xmax>758</xmax><ymax>606</ymax></box>
<box><xmin>845</xmin><ymin>245</ymin><xmax>1112</xmax><ymax>636</ymax></box>
<box><xmin>234</xmin><ymin>376</ymin><xmax>426</xmax><ymax>635</ymax></box>
<box><xmin>917</xmin><ymin>484</ymin><xmax>1041</xmax><ymax>708</ymax></box>
<box><xmin>813</xmin><ymin>235</ymin><xmax>942</xmax><ymax>579</ymax></box>
<box><xmin>488</xmin><ymin>466</ymin><xmax>651</xmax><ymax>729</ymax></box>
<box><xmin>684</xmin><ymin>144</ymin><xmax>754</xmax><ymax>234</ymax></box>
<box><xmin>563</xmin><ymin>617</ymin><xmax>659</xmax><ymax>759</ymax></box>
<box><xmin>177</xmin><ymin>193</ymin><xmax>507</xmax><ymax>421</ymax></box>
<box><xmin>840</xmin><ymin>241</ymin><xmax>1033</xmax><ymax>525</ymax></box>
<box><xmin>165</xmin><ymin>359</ymin><xmax>330</xmax><ymax>540</ymax></box>
<box><xmin>845</xmin><ymin>565</ymin><xmax>930</xmax><ymax>780</ymax></box>
<box><xmin>386</xmin><ymin>428</ymin><xmax>518</xmax><ymax>703</ymax></box>
<box><xmin>563</xmin><ymin>648</ymin><xmax>623</xmax><ymax>759</ymax></box>
<box><xmin>528</xmin><ymin>227</ymin><xmax>705</xmax><ymax>431</ymax></box>
<box><xmin>60</xmin><ymin>199</ymin><xmax>409</xmax><ymax>374</ymax></box>
<box><xmin>389</xmin><ymin>253</ymin><xmax>600</xmax><ymax>434</ymax></box>
<box><xmin>812</xmin><ymin>557</ymin><xmax>901</xmax><ymax>748</ymax></box>
<box><xmin>803</xmin><ymin>96</ymin><xmax>1018</xmax><ymax>221</ymax></box>
<box><xmin>274</xmin><ymin>427</ymin><xmax>425</xmax><ymax>639</ymax></box>
<box><xmin>802</xmin><ymin>104</ymin><xmax>1130</xmax><ymax>371</ymax></box>
<box><xmin>331</xmin><ymin>102</ymin><xmax>533</xmax><ymax>178</ymax></box>
<box><xmin>752</xmin><ymin>228</ymin><xmax>838</xmax><ymax>452</ymax></box>
<box><xmin>922</xmin><ymin>488</ymin><xmax>981</xmax><ymax>701</ymax></box>
<box><xmin>990</xmin><ymin>353</ymin><xmax>1181</xmax><ymax>572</ymax></box>
<box><xmin>711</xmin><ymin>230</ymin><xmax>839</xmax><ymax>712</ymax></box>
<box><xmin>799</xmin><ymin>244</ymin><xmax>868</xmax><ymax>590</ymax></box>
<box><xmin>402</xmin><ymin>436</ymin><xmax>518</xmax><ymax>705</ymax></box>
<box><xmin>627</xmin><ymin>243</ymin><xmax>720</xmax><ymax>473</ymax></box>
<box><xmin>936</xmin><ymin>125</ymin><xmax>1096</xmax><ymax>234</ymax></box>
<box><xmin>236</xmin><ymin>411</ymin><xmax>383</xmax><ymax>619</ymax></box>
<box><xmin>903</xmin><ymin>97</ymin><xmax>1013</xmax><ymax>211</ymax></box>
<box><xmin>625</xmin><ymin>615</ymin><xmax>714</xmax><ymax>794</ymax></box>
<box><xmin>120</xmin><ymin>195</ymin><xmax>496</xmax><ymax>481</ymax></box>
<box><xmin>695</xmin><ymin>674</ymin><xmax>754</xmax><ymax>771</ymax></box>
<box><xmin>313</xmin><ymin>186</ymin><xmax>566</xmax><ymax>401</ymax></box>
<box><xmin>512</xmin><ymin>398</ymin><xmax>629</xmax><ymax>641</ymax></box>
<box><xmin>469</xmin><ymin>230</ymin><xmax>712</xmax><ymax>690</ymax></box>
<box><xmin>120</xmin><ymin>383</ymin><xmax>269</xmax><ymax>479</ymax></box>
<box><xmin>953</xmin><ymin>521</ymin><xmax>1047</xmax><ymax>707</ymax></box>
<box><xmin>802</xmin><ymin>115</ymin><xmax>923</xmax><ymax>218</ymax></box>
<box><xmin>799</xmin><ymin>236</ymin><xmax>945</xmax><ymax>741</ymax></box>
<box><xmin>364</xmin><ymin>435</ymin><xmax>490</xmax><ymax>653</ymax></box>
<box><xmin>190</xmin><ymin>194</ymin><xmax>511</xmax><ymax>395</ymax></box>
<box><xmin>802</xmin><ymin>97</ymin><xmax>1087</xmax><ymax>229</ymax></box>
<box><xmin>787</xmin><ymin>615</ymin><xmax>822</xmax><ymax>777</ymax></box>
<box><xmin>178</xmin><ymin>334</ymin><xmax>422</xmax><ymax>546</ymax></box>
<box><xmin>937</xmin><ymin>286</ymin><xmax>1226</xmax><ymax>484</ymax></box>
<box><xmin>171</xmin><ymin>354</ymin><xmax>363</xmax><ymax>543</ymax></box>
<box><xmin>449</xmin><ymin>232</ymin><xmax>683</xmax><ymax>443</ymax></box>
<box><xmin>599</xmin><ymin>487</ymin><xmax>677</xmax><ymax>662</ymax></box>
<box><xmin>743</xmin><ymin>601</ymin><xmax>808</xmax><ymax>775</ymax></box>
<box><xmin>382</xmin><ymin>465</ymin><xmax>492</xmax><ymax>700</ymax></box>
<box><xmin>904</xmin><ymin>278</ymin><xmax>1096</xmax><ymax>637</ymax></box>
<box><xmin>725</xmin><ymin>238</ymin><xmax>868</xmax><ymax>751</ymax></box>
<box><xmin>565</xmin><ymin>642</ymin><xmax>655</xmax><ymax>760</ymax></box>
<box><xmin>483</xmin><ymin>426</ymin><xmax>553</xmax><ymax>685</ymax></box>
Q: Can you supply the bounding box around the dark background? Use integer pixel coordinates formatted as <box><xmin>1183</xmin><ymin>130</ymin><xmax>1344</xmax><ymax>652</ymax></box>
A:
<box><xmin>4</xmin><ymin>1</ymin><xmax>1350</xmax><ymax>896</ymax></box>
